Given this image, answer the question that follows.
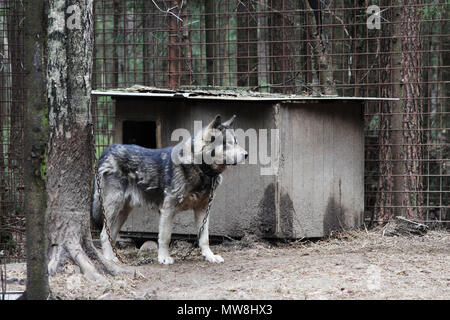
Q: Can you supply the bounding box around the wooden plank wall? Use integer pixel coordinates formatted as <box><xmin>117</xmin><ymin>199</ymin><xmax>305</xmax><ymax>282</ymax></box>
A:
<box><xmin>278</xmin><ymin>102</ymin><xmax>364</xmax><ymax>237</ymax></box>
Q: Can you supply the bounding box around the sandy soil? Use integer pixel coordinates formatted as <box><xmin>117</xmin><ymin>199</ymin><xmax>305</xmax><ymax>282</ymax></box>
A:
<box><xmin>3</xmin><ymin>228</ymin><xmax>449</xmax><ymax>300</ymax></box>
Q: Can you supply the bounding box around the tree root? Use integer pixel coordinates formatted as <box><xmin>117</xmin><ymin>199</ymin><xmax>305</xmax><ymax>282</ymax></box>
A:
<box><xmin>48</xmin><ymin>240</ymin><xmax>128</xmax><ymax>283</ymax></box>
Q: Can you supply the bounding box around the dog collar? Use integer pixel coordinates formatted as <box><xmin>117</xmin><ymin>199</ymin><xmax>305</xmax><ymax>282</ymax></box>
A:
<box><xmin>198</xmin><ymin>163</ymin><xmax>222</xmax><ymax>178</ymax></box>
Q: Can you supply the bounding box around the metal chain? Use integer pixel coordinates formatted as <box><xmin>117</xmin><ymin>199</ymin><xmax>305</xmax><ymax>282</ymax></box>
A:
<box><xmin>90</xmin><ymin>128</ymin><xmax>125</xmax><ymax>263</ymax></box>
<box><xmin>133</xmin><ymin>175</ymin><xmax>220</xmax><ymax>265</ymax></box>
<box><xmin>180</xmin><ymin>175</ymin><xmax>220</xmax><ymax>261</ymax></box>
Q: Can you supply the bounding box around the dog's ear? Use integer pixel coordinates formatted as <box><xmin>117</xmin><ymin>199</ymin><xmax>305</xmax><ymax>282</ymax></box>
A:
<box><xmin>222</xmin><ymin>115</ymin><xmax>236</xmax><ymax>127</ymax></box>
<box><xmin>206</xmin><ymin>114</ymin><xmax>222</xmax><ymax>129</ymax></box>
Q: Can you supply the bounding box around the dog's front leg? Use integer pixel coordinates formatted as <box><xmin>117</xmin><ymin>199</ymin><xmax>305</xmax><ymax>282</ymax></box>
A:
<box><xmin>158</xmin><ymin>206</ymin><xmax>175</xmax><ymax>265</ymax></box>
<box><xmin>194</xmin><ymin>208</ymin><xmax>224</xmax><ymax>263</ymax></box>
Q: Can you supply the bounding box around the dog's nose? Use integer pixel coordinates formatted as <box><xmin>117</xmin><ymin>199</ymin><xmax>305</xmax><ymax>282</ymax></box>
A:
<box><xmin>244</xmin><ymin>152</ymin><xmax>249</xmax><ymax>159</ymax></box>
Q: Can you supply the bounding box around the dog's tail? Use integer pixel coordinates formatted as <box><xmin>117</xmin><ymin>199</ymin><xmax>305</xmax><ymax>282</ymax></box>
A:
<box><xmin>91</xmin><ymin>175</ymin><xmax>104</xmax><ymax>229</ymax></box>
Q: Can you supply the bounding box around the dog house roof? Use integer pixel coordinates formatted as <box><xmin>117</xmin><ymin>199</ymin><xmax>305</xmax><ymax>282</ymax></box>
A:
<box><xmin>92</xmin><ymin>85</ymin><xmax>399</xmax><ymax>102</ymax></box>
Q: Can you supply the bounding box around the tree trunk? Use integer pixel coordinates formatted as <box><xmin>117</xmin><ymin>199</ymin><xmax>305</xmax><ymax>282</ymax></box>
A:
<box><xmin>0</xmin><ymin>1</ymin><xmax>6</xmax><ymax>249</ymax></box>
<box><xmin>143</xmin><ymin>0</ymin><xmax>155</xmax><ymax>86</ymax></box>
<box><xmin>382</xmin><ymin>0</ymin><xmax>424</xmax><ymax>221</ymax></box>
<box><xmin>268</xmin><ymin>0</ymin><xmax>297</xmax><ymax>93</ymax></box>
<box><xmin>375</xmin><ymin>1</ymin><xmax>395</xmax><ymax>223</ymax></box>
<box><xmin>46</xmin><ymin>0</ymin><xmax>119</xmax><ymax>281</ymax></box>
<box><xmin>168</xmin><ymin>0</ymin><xmax>182</xmax><ymax>89</ymax></box>
<box><xmin>400</xmin><ymin>0</ymin><xmax>424</xmax><ymax>220</ymax></box>
<box><xmin>112</xmin><ymin>0</ymin><xmax>120</xmax><ymax>88</ymax></box>
<box><xmin>391</xmin><ymin>1</ymin><xmax>406</xmax><ymax>218</ymax></box>
<box><xmin>22</xmin><ymin>0</ymin><xmax>49</xmax><ymax>300</ymax></box>
<box><xmin>205</xmin><ymin>0</ymin><xmax>216</xmax><ymax>86</ymax></box>
<box><xmin>257</xmin><ymin>0</ymin><xmax>269</xmax><ymax>91</ymax></box>
<box><xmin>305</xmin><ymin>0</ymin><xmax>336</xmax><ymax>95</ymax></box>
<box><xmin>375</xmin><ymin>68</ymin><xmax>395</xmax><ymax>222</ymax></box>
<box><xmin>236</xmin><ymin>0</ymin><xmax>258</xmax><ymax>88</ymax></box>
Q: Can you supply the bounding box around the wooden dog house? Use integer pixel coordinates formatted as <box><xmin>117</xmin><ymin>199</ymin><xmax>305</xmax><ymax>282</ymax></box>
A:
<box><xmin>92</xmin><ymin>88</ymin><xmax>395</xmax><ymax>240</ymax></box>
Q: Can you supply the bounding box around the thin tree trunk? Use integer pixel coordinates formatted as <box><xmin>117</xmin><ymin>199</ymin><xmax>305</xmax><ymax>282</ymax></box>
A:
<box><xmin>0</xmin><ymin>2</ymin><xmax>6</xmax><ymax>249</ymax></box>
<box><xmin>205</xmin><ymin>0</ymin><xmax>215</xmax><ymax>86</ymax></box>
<box><xmin>391</xmin><ymin>1</ymin><xmax>406</xmax><ymax>218</ymax></box>
<box><xmin>305</xmin><ymin>0</ymin><xmax>336</xmax><ymax>95</ymax></box>
<box><xmin>22</xmin><ymin>0</ymin><xmax>49</xmax><ymax>299</ymax></box>
<box><xmin>375</xmin><ymin>21</ymin><xmax>395</xmax><ymax>222</ymax></box>
<box><xmin>236</xmin><ymin>0</ymin><xmax>258</xmax><ymax>88</ymax></box>
<box><xmin>269</xmin><ymin>0</ymin><xmax>297</xmax><ymax>93</ymax></box>
<box><xmin>112</xmin><ymin>0</ymin><xmax>120</xmax><ymax>88</ymax></box>
<box><xmin>168</xmin><ymin>0</ymin><xmax>181</xmax><ymax>89</ymax></box>
<box><xmin>174</xmin><ymin>0</ymin><xmax>191</xmax><ymax>87</ymax></box>
<box><xmin>46</xmin><ymin>0</ymin><xmax>119</xmax><ymax>281</ymax></box>
<box><xmin>257</xmin><ymin>0</ymin><xmax>269</xmax><ymax>90</ymax></box>
<box><xmin>143</xmin><ymin>0</ymin><xmax>155</xmax><ymax>86</ymax></box>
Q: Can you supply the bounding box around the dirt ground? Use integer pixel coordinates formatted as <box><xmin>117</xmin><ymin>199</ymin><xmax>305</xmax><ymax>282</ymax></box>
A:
<box><xmin>3</xmin><ymin>228</ymin><xmax>449</xmax><ymax>300</ymax></box>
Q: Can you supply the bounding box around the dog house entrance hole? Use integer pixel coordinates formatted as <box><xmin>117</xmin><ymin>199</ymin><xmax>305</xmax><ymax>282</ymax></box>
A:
<box><xmin>122</xmin><ymin>121</ymin><xmax>157</xmax><ymax>149</ymax></box>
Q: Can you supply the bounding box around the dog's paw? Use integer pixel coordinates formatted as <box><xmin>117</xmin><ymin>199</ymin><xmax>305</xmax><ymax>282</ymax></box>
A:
<box><xmin>158</xmin><ymin>255</ymin><xmax>174</xmax><ymax>265</ymax></box>
<box><xmin>204</xmin><ymin>254</ymin><xmax>224</xmax><ymax>263</ymax></box>
<box><xmin>103</xmin><ymin>251</ymin><xmax>120</xmax><ymax>264</ymax></box>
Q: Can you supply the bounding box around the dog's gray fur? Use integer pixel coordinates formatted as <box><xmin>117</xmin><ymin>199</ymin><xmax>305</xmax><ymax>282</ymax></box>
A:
<box><xmin>92</xmin><ymin>115</ymin><xmax>247</xmax><ymax>264</ymax></box>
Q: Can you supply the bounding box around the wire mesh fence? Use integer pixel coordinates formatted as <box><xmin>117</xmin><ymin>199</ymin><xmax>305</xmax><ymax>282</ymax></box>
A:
<box><xmin>0</xmin><ymin>1</ymin><xmax>448</xmax><ymax>275</ymax></box>
<box><xmin>92</xmin><ymin>0</ymin><xmax>449</xmax><ymax>225</ymax></box>
<box><xmin>0</xmin><ymin>0</ymin><xmax>25</xmax><ymax>267</ymax></box>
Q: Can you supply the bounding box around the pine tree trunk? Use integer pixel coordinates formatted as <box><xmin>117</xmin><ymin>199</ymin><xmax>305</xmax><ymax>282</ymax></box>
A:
<box><xmin>46</xmin><ymin>0</ymin><xmax>119</xmax><ymax>281</ymax></box>
<box><xmin>391</xmin><ymin>1</ymin><xmax>407</xmax><ymax>218</ymax></box>
<box><xmin>400</xmin><ymin>0</ymin><xmax>424</xmax><ymax>220</ymax></box>
<box><xmin>375</xmin><ymin>43</ymin><xmax>395</xmax><ymax>222</ymax></box>
<box><xmin>386</xmin><ymin>0</ymin><xmax>424</xmax><ymax>221</ymax></box>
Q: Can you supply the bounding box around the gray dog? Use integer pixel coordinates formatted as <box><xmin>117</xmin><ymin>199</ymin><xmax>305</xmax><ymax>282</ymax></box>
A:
<box><xmin>92</xmin><ymin>115</ymin><xmax>248</xmax><ymax>264</ymax></box>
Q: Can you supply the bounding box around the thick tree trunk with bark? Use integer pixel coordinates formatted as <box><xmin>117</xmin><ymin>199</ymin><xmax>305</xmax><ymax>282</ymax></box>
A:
<box><xmin>390</xmin><ymin>3</ymin><xmax>405</xmax><ymax>218</ymax></box>
<box><xmin>377</xmin><ymin>0</ymin><xmax>424</xmax><ymax>221</ymax></box>
<box><xmin>375</xmin><ymin>61</ymin><xmax>395</xmax><ymax>221</ymax></box>
<box><xmin>46</xmin><ymin>0</ymin><xmax>118</xmax><ymax>281</ymax></box>
<box><xmin>400</xmin><ymin>0</ymin><xmax>424</xmax><ymax>220</ymax></box>
<box><xmin>22</xmin><ymin>0</ymin><xmax>49</xmax><ymax>300</ymax></box>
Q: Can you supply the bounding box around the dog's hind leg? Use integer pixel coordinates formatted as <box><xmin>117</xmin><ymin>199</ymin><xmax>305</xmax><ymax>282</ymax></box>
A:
<box><xmin>100</xmin><ymin>188</ymin><xmax>127</xmax><ymax>262</ymax></box>
<box><xmin>157</xmin><ymin>199</ymin><xmax>176</xmax><ymax>265</ymax></box>
<box><xmin>194</xmin><ymin>207</ymin><xmax>224</xmax><ymax>263</ymax></box>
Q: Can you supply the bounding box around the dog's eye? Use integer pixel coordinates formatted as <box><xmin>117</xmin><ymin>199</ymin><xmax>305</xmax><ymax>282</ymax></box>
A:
<box><xmin>211</xmin><ymin>149</ymin><xmax>215</xmax><ymax>157</ymax></box>
<box><xmin>210</xmin><ymin>136</ymin><xmax>215</xmax><ymax>143</ymax></box>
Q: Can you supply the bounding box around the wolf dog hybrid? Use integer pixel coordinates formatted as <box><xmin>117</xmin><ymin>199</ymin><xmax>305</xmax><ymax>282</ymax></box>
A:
<box><xmin>92</xmin><ymin>115</ymin><xmax>248</xmax><ymax>264</ymax></box>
